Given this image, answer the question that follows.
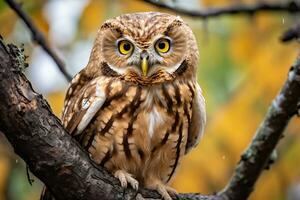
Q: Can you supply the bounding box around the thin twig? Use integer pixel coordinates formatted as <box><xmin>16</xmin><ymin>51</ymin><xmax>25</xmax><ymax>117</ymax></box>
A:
<box><xmin>26</xmin><ymin>165</ymin><xmax>34</xmax><ymax>185</ymax></box>
<box><xmin>281</xmin><ymin>23</ymin><xmax>300</xmax><ymax>42</ymax></box>
<box><xmin>143</xmin><ymin>0</ymin><xmax>300</xmax><ymax>18</ymax></box>
<box><xmin>5</xmin><ymin>0</ymin><xmax>72</xmax><ymax>81</ymax></box>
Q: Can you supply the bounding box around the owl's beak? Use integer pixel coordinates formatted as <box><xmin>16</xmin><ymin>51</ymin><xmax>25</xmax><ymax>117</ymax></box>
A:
<box><xmin>140</xmin><ymin>51</ymin><xmax>149</xmax><ymax>76</ymax></box>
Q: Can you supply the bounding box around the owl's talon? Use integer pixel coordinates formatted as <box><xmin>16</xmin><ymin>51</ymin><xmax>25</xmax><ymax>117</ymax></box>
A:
<box><xmin>165</xmin><ymin>186</ymin><xmax>178</xmax><ymax>197</ymax></box>
<box><xmin>116</xmin><ymin>171</ymin><xmax>127</xmax><ymax>188</ymax></box>
<box><xmin>149</xmin><ymin>183</ymin><xmax>177</xmax><ymax>200</ymax></box>
<box><xmin>114</xmin><ymin>170</ymin><xmax>139</xmax><ymax>190</ymax></box>
<box><xmin>157</xmin><ymin>185</ymin><xmax>175</xmax><ymax>200</ymax></box>
<box><xmin>128</xmin><ymin>176</ymin><xmax>139</xmax><ymax>190</ymax></box>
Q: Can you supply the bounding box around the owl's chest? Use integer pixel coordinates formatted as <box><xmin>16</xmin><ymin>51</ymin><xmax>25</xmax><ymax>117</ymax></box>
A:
<box><xmin>138</xmin><ymin>89</ymin><xmax>168</xmax><ymax>139</ymax></box>
<box><xmin>146</xmin><ymin>106</ymin><xmax>164</xmax><ymax>138</ymax></box>
<box><xmin>82</xmin><ymin>82</ymin><xmax>193</xmax><ymax>174</ymax></box>
<box><xmin>132</xmin><ymin>86</ymin><xmax>188</xmax><ymax>146</ymax></box>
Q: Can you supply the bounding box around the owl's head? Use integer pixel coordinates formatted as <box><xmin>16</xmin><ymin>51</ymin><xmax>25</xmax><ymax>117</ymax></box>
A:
<box><xmin>86</xmin><ymin>12</ymin><xmax>199</xmax><ymax>85</ymax></box>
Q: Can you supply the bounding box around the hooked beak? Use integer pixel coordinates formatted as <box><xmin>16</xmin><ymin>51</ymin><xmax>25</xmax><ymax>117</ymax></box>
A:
<box><xmin>140</xmin><ymin>51</ymin><xmax>149</xmax><ymax>76</ymax></box>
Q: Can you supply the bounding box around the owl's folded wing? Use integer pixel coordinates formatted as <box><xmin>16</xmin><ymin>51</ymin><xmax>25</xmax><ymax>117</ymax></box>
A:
<box><xmin>185</xmin><ymin>83</ymin><xmax>206</xmax><ymax>154</ymax></box>
<box><xmin>62</xmin><ymin>78</ymin><xmax>106</xmax><ymax>136</ymax></box>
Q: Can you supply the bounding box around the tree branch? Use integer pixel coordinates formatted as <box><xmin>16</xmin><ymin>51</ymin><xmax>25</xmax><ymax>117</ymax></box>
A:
<box><xmin>4</xmin><ymin>0</ymin><xmax>72</xmax><ymax>81</ymax></box>
<box><xmin>281</xmin><ymin>23</ymin><xmax>300</xmax><ymax>42</ymax></box>
<box><xmin>143</xmin><ymin>0</ymin><xmax>300</xmax><ymax>18</ymax></box>
<box><xmin>0</xmin><ymin>39</ymin><xmax>215</xmax><ymax>200</ymax></box>
<box><xmin>0</xmin><ymin>36</ymin><xmax>299</xmax><ymax>199</ymax></box>
<box><xmin>219</xmin><ymin>55</ymin><xmax>300</xmax><ymax>199</ymax></box>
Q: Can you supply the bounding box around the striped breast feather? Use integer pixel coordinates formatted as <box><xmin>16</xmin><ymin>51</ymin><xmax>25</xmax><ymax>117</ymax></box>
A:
<box><xmin>63</xmin><ymin>78</ymin><xmax>107</xmax><ymax>136</ymax></box>
<box><xmin>185</xmin><ymin>83</ymin><xmax>206</xmax><ymax>154</ymax></box>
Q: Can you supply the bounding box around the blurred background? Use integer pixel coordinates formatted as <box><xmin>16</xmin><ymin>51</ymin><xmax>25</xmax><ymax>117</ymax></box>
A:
<box><xmin>0</xmin><ymin>0</ymin><xmax>300</xmax><ymax>199</ymax></box>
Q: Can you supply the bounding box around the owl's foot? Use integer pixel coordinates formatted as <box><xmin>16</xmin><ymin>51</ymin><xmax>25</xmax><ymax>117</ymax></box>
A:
<box><xmin>157</xmin><ymin>184</ymin><xmax>177</xmax><ymax>200</ymax></box>
<box><xmin>114</xmin><ymin>170</ymin><xmax>139</xmax><ymax>190</ymax></box>
<box><xmin>148</xmin><ymin>182</ymin><xmax>177</xmax><ymax>200</ymax></box>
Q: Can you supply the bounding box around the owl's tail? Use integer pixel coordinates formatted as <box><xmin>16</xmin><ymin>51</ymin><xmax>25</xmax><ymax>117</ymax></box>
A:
<box><xmin>40</xmin><ymin>186</ymin><xmax>56</xmax><ymax>200</ymax></box>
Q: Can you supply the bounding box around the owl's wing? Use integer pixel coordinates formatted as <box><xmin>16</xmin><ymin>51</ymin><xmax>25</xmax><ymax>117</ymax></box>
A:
<box><xmin>185</xmin><ymin>83</ymin><xmax>206</xmax><ymax>154</ymax></box>
<box><xmin>62</xmin><ymin>78</ymin><xmax>106</xmax><ymax>136</ymax></box>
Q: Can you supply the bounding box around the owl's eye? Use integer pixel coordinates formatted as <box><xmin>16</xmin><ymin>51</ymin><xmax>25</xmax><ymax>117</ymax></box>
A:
<box><xmin>155</xmin><ymin>38</ymin><xmax>170</xmax><ymax>54</ymax></box>
<box><xmin>118</xmin><ymin>40</ymin><xmax>133</xmax><ymax>55</ymax></box>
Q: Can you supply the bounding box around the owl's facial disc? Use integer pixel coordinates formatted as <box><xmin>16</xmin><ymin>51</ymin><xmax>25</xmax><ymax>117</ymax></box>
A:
<box><xmin>99</xmin><ymin>13</ymin><xmax>194</xmax><ymax>82</ymax></box>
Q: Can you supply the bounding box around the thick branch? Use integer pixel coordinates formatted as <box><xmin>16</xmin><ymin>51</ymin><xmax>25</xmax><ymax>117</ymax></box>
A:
<box><xmin>219</xmin><ymin>56</ymin><xmax>300</xmax><ymax>199</ymax></box>
<box><xmin>4</xmin><ymin>0</ymin><xmax>72</xmax><ymax>81</ymax></box>
<box><xmin>0</xmin><ymin>40</ymin><xmax>215</xmax><ymax>199</ymax></box>
<box><xmin>143</xmin><ymin>0</ymin><xmax>300</xmax><ymax>18</ymax></box>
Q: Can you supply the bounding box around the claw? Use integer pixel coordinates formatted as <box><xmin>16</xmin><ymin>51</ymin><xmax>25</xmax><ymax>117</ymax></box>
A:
<box><xmin>157</xmin><ymin>184</ymin><xmax>177</xmax><ymax>200</ymax></box>
<box><xmin>165</xmin><ymin>185</ymin><xmax>178</xmax><ymax>197</ymax></box>
<box><xmin>146</xmin><ymin>181</ymin><xmax>177</xmax><ymax>200</ymax></box>
<box><xmin>114</xmin><ymin>170</ymin><xmax>139</xmax><ymax>190</ymax></box>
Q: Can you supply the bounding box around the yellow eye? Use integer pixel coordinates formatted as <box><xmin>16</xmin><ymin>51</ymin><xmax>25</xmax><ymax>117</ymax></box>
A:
<box><xmin>118</xmin><ymin>40</ymin><xmax>133</xmax><ymax>55</ymax></box>
<box><xmin>155</xmin><ymin>38</ymin><xmax>170</xmax><ymax>54</ymax></box>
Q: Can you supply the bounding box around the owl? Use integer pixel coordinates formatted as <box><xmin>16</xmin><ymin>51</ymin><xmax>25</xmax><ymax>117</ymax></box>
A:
<box><xmin>41</xmin><ymin>12</ymin><xmax>206</xmax><ymax>200</ymax></box>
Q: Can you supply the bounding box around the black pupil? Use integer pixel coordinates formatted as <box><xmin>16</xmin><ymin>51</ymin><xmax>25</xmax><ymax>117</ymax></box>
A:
<box><xmin>158</xmin><ymin>42</ymin><xmax>166</xmax><ymax>49</ymax></box>
<box><xmin>123</xmin><ymin>43</ymin><xmax>131</xmax><ymax>51</ymax></box>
